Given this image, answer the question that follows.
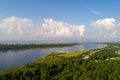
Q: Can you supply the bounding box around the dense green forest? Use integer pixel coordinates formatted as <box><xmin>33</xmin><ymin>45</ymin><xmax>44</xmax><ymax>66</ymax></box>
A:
<box><xmin>0</xmin><ymin>43</ymin><xmax>78</xmax><ymax>51</ymax></box>
<box><xmin>0</xmin><ymin>43</ymin><xmax>120</xmax><ymax>80</ymax></box>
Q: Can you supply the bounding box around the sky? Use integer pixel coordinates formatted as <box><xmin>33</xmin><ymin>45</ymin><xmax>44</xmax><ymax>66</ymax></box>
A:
<box><xmin>0</xmin><ymin>0</ymin><xmax>120</xmax><ymax>42</ymax></box>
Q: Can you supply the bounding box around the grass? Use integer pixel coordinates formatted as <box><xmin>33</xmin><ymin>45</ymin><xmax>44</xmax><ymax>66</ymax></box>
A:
<box><xmin>34</xmin><ymin>50</ymin><xmax>88</xmax><ymax>63</ymax></box>
<box><xmin>63</xmin><ymin>50</ymin><xmax>88</xmax><ymax>57</ymax></box>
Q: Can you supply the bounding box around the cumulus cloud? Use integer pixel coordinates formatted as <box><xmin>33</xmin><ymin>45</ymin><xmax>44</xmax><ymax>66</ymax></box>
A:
<box><xmin>2</xmin><ymin>16</ymin><xmax>120</xmax><ymax>40</ymax></box>
<box><xmin>0</xmin><ymin>17</ymin><xmax>86</xmax><ymax>40</ymax></box>
<box><xmin>109</xmin><ymin>31</ymin><xmax>117</xmax><ymax>38</ymax></box>
<box><xmin>90</xmin><ymin>18</ymin><xmax>117</xmax><ymax>38</ymax></box>
<box><xmin>91</xmin><ymin>18</ymin><xmax>116</xmax><ymax>30</ymax></box>
<box><xmin>36</xmin><ymin>18</ymin><xmax>86</xmax><ymax>37</ymax></box>
<box><xmin>0</xmin><ymin>17</ymin><xmax>34</xmax><ymax>35</ymax></box>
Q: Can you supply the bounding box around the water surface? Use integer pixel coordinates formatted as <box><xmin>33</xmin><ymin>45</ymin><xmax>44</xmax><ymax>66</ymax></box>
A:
<box><xmin>0</xmin><ymin>44</ymin><xmax>104</xmax><ymax>70</ymax></box>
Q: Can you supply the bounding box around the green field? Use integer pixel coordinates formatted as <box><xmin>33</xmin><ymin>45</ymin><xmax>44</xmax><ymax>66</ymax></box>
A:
<box><xmin>34</xmin><ymin>50</ymin><xmax>87</xmax><ymax>63</ymax></box>
<box><xmin>63</xmin><ymin>50</ymin><xmax>88</xmax><ymax>57</ymax></box>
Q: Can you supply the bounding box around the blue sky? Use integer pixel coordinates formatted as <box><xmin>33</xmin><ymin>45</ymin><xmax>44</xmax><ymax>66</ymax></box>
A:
<box><xmin>0</xmin><ymin>0</ymin><xmax>118</xmax><ymax>24</ymax></box>
<box><xmin>0</xmin><ymin>0</ymin><xmax>120</xmax><ymax>41</ymax></box>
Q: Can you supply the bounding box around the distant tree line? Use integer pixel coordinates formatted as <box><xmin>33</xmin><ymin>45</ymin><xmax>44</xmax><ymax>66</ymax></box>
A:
<box><xmin>0</xmin><ymin>43</ymin><xmax>78</xmax><ymax>51</ymax></box>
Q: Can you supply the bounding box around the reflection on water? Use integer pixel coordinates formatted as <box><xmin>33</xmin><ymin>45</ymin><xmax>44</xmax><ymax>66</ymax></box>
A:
<box><xmin>0</xmin><ymin>44</ymin><xmax>104</xmax><ymax>70</ymax></box>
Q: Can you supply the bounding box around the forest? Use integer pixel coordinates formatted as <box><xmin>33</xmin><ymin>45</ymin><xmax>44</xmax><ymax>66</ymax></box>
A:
<box><xmin>0</xmin><ymin>43</ymin><xmax>120</xmax><ymax>80</ymax></box>
<box><xmin>0</xmin><ymin>43</ymin><xmax>78</xmax><ymax>51</ymax></box>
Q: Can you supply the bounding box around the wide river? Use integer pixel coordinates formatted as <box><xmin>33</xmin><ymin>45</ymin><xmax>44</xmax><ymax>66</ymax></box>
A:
<box><xmin>0</xmin><ymin>44</ymin><xmax>105</xmax><ymax>70</ymax></box>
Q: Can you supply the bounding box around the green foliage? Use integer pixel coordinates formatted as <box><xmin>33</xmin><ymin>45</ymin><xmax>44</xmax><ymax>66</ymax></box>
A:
<box><xmin>0</xmin><ymin>43</ymin><xmax>78</xmax><ymax>51</ymax></box>
<box><xmin>63</xmin><ymin>50</ymin><xmax>88</xmax><ymax>57</ymax></box>
<box><xmin>89</xmin><ymin>48</ymin><xmax>120</xmax><ymax>60</ymax></box>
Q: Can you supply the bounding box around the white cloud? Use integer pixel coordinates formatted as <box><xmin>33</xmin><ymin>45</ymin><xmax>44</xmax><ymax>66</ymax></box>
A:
<box><xmin>0</xmin><ymin>16</ymin><xmax>34</xmax><ymax>35</ymax></box>
<box><xmin>0</xmin><ymin>17</ymin><xmax>86</xmax><ymax>40</ymax></box>
<box><xmin>109</xmin><ymin>31</ymin><xmax>117</xmax><ymax>38</ymax></box>
<box><xmin>2</xmin><ymin>16</ymin><xmax>120</xmax><ymax>41</ymax></box>
<box><xmin>90</xmin><ymin>18</ymin><xmax>117</xmax><ymax>38</ymax></box>
<box><xmin>0</xmin><ymin>17</ymin><xmax>37</xmax><ymax>40</ymax></box>
<box><xmin>89</xmin><ymin>9</ymin><xmax>101</xmax><ymax>15</ymax></box>
<box><xmin>37</xmin><ymin>18</ymin><xmax>86</xmax><ymax>38</ymax></box>
<box><xmin>91</xmin><ymin>18</ymin><xmax>116</xmax><ymax>30</ymax></box>
<box><xmin>117</xmin><ymin>22</ymin><xmax>120</xmax><ymax>27</ymax></box>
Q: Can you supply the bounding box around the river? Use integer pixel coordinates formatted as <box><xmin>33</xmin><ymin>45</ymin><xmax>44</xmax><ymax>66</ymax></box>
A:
<box><xmin>0</xmin><ymin>44</ymin><xmax>105</xmax><ymax>70</ymax></box>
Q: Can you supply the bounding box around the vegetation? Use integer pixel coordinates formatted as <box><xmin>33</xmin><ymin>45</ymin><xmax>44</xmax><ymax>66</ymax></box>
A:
<box><xmin>1</xmin><ymin>43</ymin><xmax>120</xmax><ymax>80</ymax></box>
<box><xmin>0</xmin><ymin>43</ymin><xmax>78</xmax><ymax>51</ymax></box>
<box><xmin>63</xmin><ymin>50</ymin><xmax>88</xmax><ymax>57</ymax></box>
<box><xmin>89</xmin><ymin>48</ymin><xmax>120</xmax><ymax>60</ymax></box>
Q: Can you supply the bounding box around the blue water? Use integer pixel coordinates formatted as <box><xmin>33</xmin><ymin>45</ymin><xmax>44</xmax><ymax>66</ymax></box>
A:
<box><xmin>0</xmin><ymin>44</ymin><xmax>105</xmax><ymax>70</ymax></box>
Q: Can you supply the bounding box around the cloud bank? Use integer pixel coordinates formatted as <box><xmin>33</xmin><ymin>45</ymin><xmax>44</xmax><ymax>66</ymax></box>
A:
<box><xmin>1</xmin><ymin>16</ymin><xmax>120</xmax><ymax>40</ymax></box>
<box><xmin>91</xmin><ymin>18</ymin><xmax>116</xmax><ymax>30</ymax></box>
<box><xmin>90</xmin><ymin>18</ymin><xmax>119</xmax><ymax>38</ymax></box>
<box><xmin>37</xmin><ymin>18</ymin><xmax>85</xmax><ymax>37</ymax></box>
<box><xmin>0</xmin><ymin>17</ymin><xmax>86</xmax><ymax>40</ymax></box>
